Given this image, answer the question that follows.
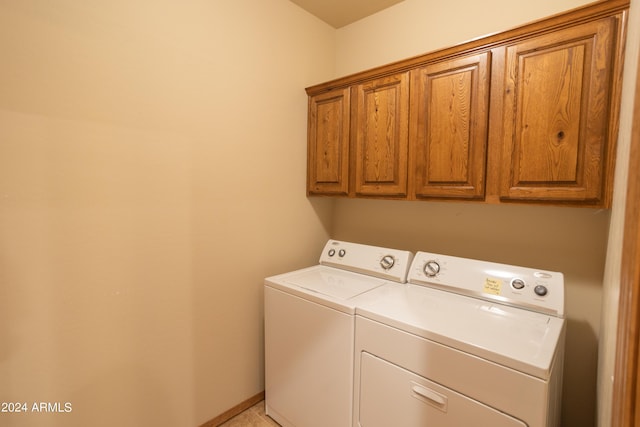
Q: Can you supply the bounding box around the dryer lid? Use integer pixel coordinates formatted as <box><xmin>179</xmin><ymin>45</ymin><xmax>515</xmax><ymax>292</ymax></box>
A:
<box><xmin>355</xmin><ymin>283</ymin><xmax>565</xmax><ymax>380</ymax></box>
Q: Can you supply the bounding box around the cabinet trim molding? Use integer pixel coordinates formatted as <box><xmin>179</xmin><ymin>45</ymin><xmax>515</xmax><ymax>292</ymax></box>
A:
<box><xmin>306</xmin><ymin>0</ymin><xmax>630</xmax><ymax>97</ymax></box>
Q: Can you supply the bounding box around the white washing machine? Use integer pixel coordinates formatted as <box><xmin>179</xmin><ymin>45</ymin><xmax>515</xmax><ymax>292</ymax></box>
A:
<box><xmin>353</xmin><ymin>251</ymin><xmax>566</xmax><ymax>427</ymax></box>
<box><xmin>264</xmin><ymin>240</ymin><xmax>413</xmax><ymax>427</ymax></box>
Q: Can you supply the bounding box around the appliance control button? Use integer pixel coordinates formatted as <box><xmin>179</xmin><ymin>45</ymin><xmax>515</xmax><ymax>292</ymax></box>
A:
<box><xmin>423</xmin><ymin>260</ymin><xmax>440</xmax><ymax>277</ymax></box>
<box><xmin>338</xmin><ymin>249</ymin><xmax>346</xmax><ymax>257</ymax></box>
<box><xmin>511</xmin><ymin>278</ymin><xmax>526</xmax><ymax>290</ymax></box>
<box><xmin>380</xmin><ymin>255</ymin><xmax>395</xmax><ymax>270</ymax></box>
<box><xmin>328</xmin><ymin>249</ymin><xmax>335</xmax><ymax>257</ymax></box>
<box><xmin>534</xmin><ymin>285</ymin><xmax>548</xmax><ymax>297</ymax></box>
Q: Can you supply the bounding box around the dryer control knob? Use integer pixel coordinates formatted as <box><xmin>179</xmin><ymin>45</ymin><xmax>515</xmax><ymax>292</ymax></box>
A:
<box><xmin>534</xmin><ymin>285</ymin><xmax>548</xmax><ymax>297</ymax></box>
<box><xmin>423</xmin><ymin>260</ymin><xmax>441</xmax><ymax>277</ymax></box>
<box><xmin>380</xmin><ymin>255</ymin><xmax>395</xmax><ymax>270</ymax></box>
<box><xmin>511</xmin><ymin>278</ymin><xmax>526</xmax><ymax>290</ymax></box>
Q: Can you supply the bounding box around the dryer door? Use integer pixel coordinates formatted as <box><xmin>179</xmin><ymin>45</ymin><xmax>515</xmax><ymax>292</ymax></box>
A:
<box><xmin>358</xmin><ymin>352</ymin><xmax>526</xmax><ymax>427</ymax></box>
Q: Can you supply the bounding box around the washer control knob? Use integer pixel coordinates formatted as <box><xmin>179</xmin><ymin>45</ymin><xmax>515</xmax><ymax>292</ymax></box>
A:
<box><xmin>423</xmin><ymin>260</ymin><xmax>441</xmax><ymax>277</ymax></box>
<box><xmin>338</xmin><ymin>249</ymin><xmax>346</xmax><ymax>258</ymax></box>
<box><xmin>380</xmin><ymin>255</ymin><xmax>395</xmax><ymax>270</ymax></box>
<box><xmin>511</xmin><ymin>278</ymin><xmax>526</xmax><ymax>290</ymax></box>
<box><xmin>328</xmin><ymin>249</ymin><xmax>336</xmax><ymax>257</ymax></box>
<box><xmin>534</xmin><ymin>285</ymin><xmax>548</xmax><ymax>297</ymax></box>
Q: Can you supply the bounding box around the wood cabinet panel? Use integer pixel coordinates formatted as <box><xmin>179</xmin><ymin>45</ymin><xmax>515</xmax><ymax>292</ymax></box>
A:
<box><xmin>353</xmin><ymin>73</ymin><xmax>410</xmax><ymax>197</ymax></box>
<box><xmin>498</xmin><ymin>17</ymin><xmax>618</xmax><ymax>204</ymax></box>
<box><xmin>307</xmin><ymin>88</ymin><xmax>350</xmax><ymax>195</ymax></box>
<box><xmin>304</xmin><ymin>0</ymin><xmax>627</xmax><ymax>206</ymax></box>
<box><xmin>410</xmin><ymin>52</ymin><xmax>490</xmax><ymax>199</ymax></box>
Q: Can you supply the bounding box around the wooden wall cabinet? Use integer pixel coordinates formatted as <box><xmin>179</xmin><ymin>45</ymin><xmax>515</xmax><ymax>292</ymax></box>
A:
<box><xmin>353</xmin><ymin>72</ymin><xmax>410</xmax><ymax>197</ymax></box>
<box><xmin>495</xmin><ymin>17</ymin><xmax>620</xmax><ymax>205</ymax></box>
<box><xmin>305</xmin><ymin>0</ymin><xmax>628</xmax><ymax>207</ymax></box>
<box><xmin>307</xmin><ymin>87</ymin><xmax>350</xmax><ymax>195</ymax></box>
<box><xmin>410</xmin><ymin>52</ymin><xmax>490</xmax><ymax>200</ymax></box>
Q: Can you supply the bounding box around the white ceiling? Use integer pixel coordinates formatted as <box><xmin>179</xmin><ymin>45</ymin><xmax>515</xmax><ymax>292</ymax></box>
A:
<box><xmin>289</xmin><ymin>0</ymin><xmax>405</xmax><ymax>28</ymax></box>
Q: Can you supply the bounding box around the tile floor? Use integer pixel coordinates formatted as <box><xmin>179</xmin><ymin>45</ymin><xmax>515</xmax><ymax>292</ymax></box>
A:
<box><xmin>218</xmin><ymin>400</ymin><xmax>280</xmax><ymax>427</ymax></box>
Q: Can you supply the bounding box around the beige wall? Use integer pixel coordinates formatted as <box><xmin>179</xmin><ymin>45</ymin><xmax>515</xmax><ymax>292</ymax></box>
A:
<box><xmin>0</xmin><ymin>1</ymin><xmax>335</xmax><ymax>426</ymax></box>
<box><xmin>331</xmin><ymin>0</ymin><xmax>605</xmax><ymax>426</ymax></box>
<box><xmin>335</xmin><ymin>0</ymin><xmax>594</xmax><ymax>76</ymax></box>
<box><xmin>0</xmin><ymin>0</ymin><xmax>630</xmax><ymax>426</ymax></box>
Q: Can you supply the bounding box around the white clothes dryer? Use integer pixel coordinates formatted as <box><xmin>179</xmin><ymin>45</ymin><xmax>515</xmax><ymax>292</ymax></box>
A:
<box><xmin>264</xmin><ymin>240</ymin><xmax>413</xmax><ymax>427</ymax></box>
<box><xmin>353</xmin><ymin>251</ymin><xmax>566</xmax><ymax>427</ymax></box>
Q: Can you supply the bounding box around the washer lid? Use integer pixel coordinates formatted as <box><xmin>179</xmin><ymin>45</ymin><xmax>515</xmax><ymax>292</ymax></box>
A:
<box><xmin>355</xmin><ymin>283</ymin><xmax>565</xmax><ymax>380</ymax></box>
<box><xmin>265</xmin><ymin>265</ymin><xmax>389</xmax><ymax>313</ymax></box>
<box><xmin>282</xmin><ymin>266</ymin><xmax>388</xmax><ymax>299</ymax></box>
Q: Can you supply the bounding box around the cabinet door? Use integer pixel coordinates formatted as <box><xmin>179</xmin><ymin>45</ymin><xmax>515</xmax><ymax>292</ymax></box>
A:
<box><xmin>307</xmin><ymin>87</ymin><xmax>350</xmax><ymax>195</ymax></box>
<box><xmin>410</xmin><ymin>52</ymin><xmax>490</xmax><ymax>199</ymax></box>
<box><xmin>499</xmin><ymin>17</ymin><xmax>618</xmax><ymax>204</ymax></box>
<box><xmin>353</xmin><ymin>73</ymin><xmax>409</xmax><ymax>197</ymax></box>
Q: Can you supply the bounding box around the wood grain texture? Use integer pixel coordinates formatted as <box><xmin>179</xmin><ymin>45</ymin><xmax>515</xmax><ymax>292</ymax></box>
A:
<box><xmin>353</xmin><ymin>72</ymin><xmax>409</xmax><ymax>197</ymax></box>
<box><xmin>305</xmin><ymin>0</ymin><xmax>628</xmax><ymax>206</ymax></box>
<box><xmin>305</xmin><ymin>0</ymin><xmax>630</xmax><ymax>96</ymax></box>
<box><xmin>410</xmin><ymin>52</ymin><xmax>490</xmax><ymax>199</ymax></box>
<box><xmin>612</xmin><ymin>35</ymin><xmax>640</xmax><ymax>427</ymax></box>
<box><xmin>307</xmin><ymin>87</ymin><xmax>350</xmax><ymax>195</ymax></box>
<box><xmin>498</xmin><ymin>17</ymin><xmax>617</xmax><ymax>204</ymax></box>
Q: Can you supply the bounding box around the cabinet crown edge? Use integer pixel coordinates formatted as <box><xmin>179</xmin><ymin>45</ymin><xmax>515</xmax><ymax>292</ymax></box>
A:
<box><xmin>305</xmin><ymin>0</ymin><xmax>630</xmax><ymax>96</ymax></box>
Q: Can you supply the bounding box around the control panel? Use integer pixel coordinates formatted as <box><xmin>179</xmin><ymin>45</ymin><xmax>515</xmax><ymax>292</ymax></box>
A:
<box><xmin>409</xmin><ymin>251</ymin><xmax>564</xmax><ymax>317</ymax></box>
<box><xmin>319</xmin><ymin>240</ymin><xmax>414</xmax><ymax>283</ymax></box>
